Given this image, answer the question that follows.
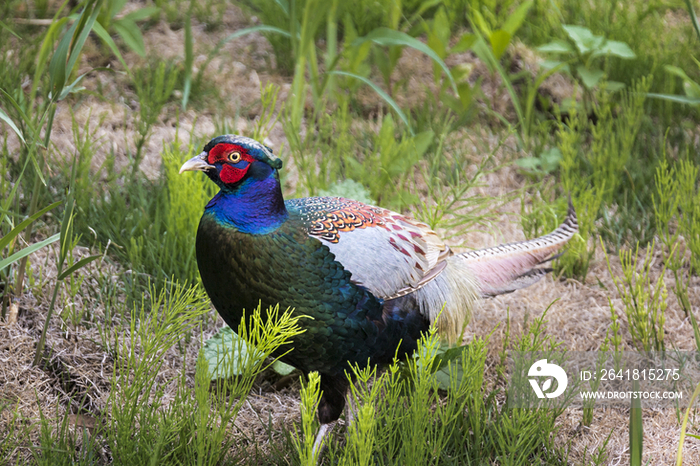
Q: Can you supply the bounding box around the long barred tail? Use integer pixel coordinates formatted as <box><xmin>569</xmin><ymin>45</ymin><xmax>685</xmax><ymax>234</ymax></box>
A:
<box><xmin>452</xmin><ymin>199</ymin><xmax>578</xmax><ymax>297</ymax></box>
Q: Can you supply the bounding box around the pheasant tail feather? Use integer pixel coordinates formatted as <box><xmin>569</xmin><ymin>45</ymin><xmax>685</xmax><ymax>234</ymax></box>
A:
<box><xmin>455</xmin><ymin>200</ymin><xmax>578</xmax><ymax>297</ymax></box>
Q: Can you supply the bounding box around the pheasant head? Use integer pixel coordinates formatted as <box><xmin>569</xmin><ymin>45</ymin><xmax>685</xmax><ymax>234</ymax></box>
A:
<box><xmin>179</xmin><ymin>134</ymin><xmax>283</xmax><ymax>191</ymax></box>
<box><xmin>180</xmin><ymin>135</ymin><xmax>288</xmax><ymax>233</ymax></box>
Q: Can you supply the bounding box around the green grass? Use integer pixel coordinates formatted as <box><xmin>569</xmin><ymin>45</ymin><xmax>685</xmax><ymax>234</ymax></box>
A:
<box><xmin>292</xmin><ymin>306</ymin><xmax>574</xmax><ymax>466</ymax></box>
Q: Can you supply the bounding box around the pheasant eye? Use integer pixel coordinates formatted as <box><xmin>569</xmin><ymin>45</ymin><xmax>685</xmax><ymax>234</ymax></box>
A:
<box><xmin>229</xmin><ymin>152</ymin><xmax>242</xmax><ymax>163</ymax></box>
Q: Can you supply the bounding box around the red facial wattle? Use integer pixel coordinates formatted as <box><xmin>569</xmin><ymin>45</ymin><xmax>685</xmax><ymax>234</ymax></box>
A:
<box><xmin>220</xmin><ymin>164</ymin><xmax>249</xmax><ymax>184</ymax></box>
<box><xmin>207</xmin><ymin>143</ymin><xmax>255</xmax><ymax>185</ymax></box>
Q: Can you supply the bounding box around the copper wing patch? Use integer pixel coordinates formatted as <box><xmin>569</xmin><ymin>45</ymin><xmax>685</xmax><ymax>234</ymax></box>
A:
<box><xmin>305</xmin><ymin>199</ymin><xmax>391</xmax><ymax>243</ymax></box>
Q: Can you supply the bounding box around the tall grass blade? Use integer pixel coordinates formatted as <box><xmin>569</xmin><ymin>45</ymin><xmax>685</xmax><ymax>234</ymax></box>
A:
<box><xmin>330</xmin><ymin>70</ymin><xmax>414</xmax><ymax>134</ymax></box>
<box><xmin>646</xmin><ymin>93</ymin><xmax>700</xmax><ymax>105</ymax></box>
<box><xmin>0</xmin><ymin>19</ymin><xmax>21</xmax><ymax>38</ymax></box>
<box><xmin>0</xmin><ymin>107</ymin><xmax>25</xmax><ymax>143</ymax></box>
<box><xmin>56</xmin><ymin>254</ymin><xmax>102</xmax><ymax>280</ymax></box>
<box><xmin>31</xmin><ymin>4</ymin><xmax>70</xmax><ymax>103</ymax></box>
<box><xmin>181</xmin><ymin>0</ymin><xmax>194</xmax><ymax>109</ymax></box>
<box><xmin>354</xmin><ymin>27</ymin><xmax>458</xmax><ymax>95</ymax></box>
<box><xmin>192</xmin><ymin>25</ymin><xmax>292</xmax><ymax>100</ymax></box>
<box><xmin>677</xmin><ymin>381</ymin><xmax>700</xmax><ymax>466</ymax></box>
<box><xmin>0</xmin><ymin>89</ymin><xmax>34</xmax><ymax>141</ymax></box>
<box><xmin>684</xmin><ymin>0</ymin><xmax>700</xmax><ymax>43</ymax></box>
<box><xmin>0</xmin><ymin>201</ymin><xmax>61</xmax><ymax>252</ymax></box>
<box><xmin>91</xmin><ymin>20</ymin><xmax>130</xmax><ymax>71</ymax></box>
<box><xmin>64</xmin><ymin>1</ymin><xmax>102</xmax><ymax>79</ymax></box>
<box><xmin>48</xmin><ymin>16</ymin><xmax>78</xmax><ymax>97</ymax></box>
<box><xmin>0</xmin><ymin>233</ymin><xmax>60</xmax><ymax>272</ymax></box>
<box><xmin>690</xmin><ymin>311</ymin><xmax>700</xmax><ymax>351</ymax></box>
<box><xmin>48</xmin><ymin>0</ymin><xmax>102</xmax><ymax>101</ymax></box>
<box><xmin>629</xmin><ymin>379</ymin><xmax>643</xmax><ymax>466</ymax></box>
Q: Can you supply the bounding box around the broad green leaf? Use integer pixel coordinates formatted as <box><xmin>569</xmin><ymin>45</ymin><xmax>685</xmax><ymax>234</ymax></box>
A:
<box><xmin>203</xmin><ymin>327</ymin><xmax>263</xmax><ymax>379</ymax></box>
<box><xmin>330</xmin><ymin>70</ymin><xmax>414</xmax><ymax>135</ymax></box>
<box><xmin>57</xmin><ymin>254</ymin><xmax>102</xmax><ymax>280</ymax></box>
<box><xmin>49</xmin><ymin>1</ymin><xmax>102</xmax><ymax>100</ymax></box>
<box><xmin>468</xmin><ymin>34</ymin><xmax>524</xmax><ymax>130</ymax></box>
<box><xmin>516</xmin><ymin>156</ymin><xmax>542</xmax><ymax>171</ymax></box>
<box><xmin>427</xmin><ymin>26</ymin><xmax>446</xmax><ymax>83</ymax></box>
<box><xmin>592</xmin><ymin>40</ymin><xmax>636</xmax><ymax>59</ymax></box>
<box><xmin>432</xmin><ymin>344</ymin><xmax>469</xmax><ymax>390</ymax></box>
<box><xmin>272</xmin><ymin>360</ymin><xmax>296</xmax><ymax>376</ymax></box>
<box><xmin>563</xmin><ymin>24</ymin><xmax>602</xmax><ymax>54</ymax></box>
<box><xmin>489</xmin><ymin>30</ymin><xmax>511</xmax><ymax>60</ymax></box>
<box><xmin>502</xmin><ymin>0</ymin><xmax>533</xmax><ymax>36</ymax></box>
<box><xmin>113</xmin><ymin>18</ymin><xmax>146</xmax><ymax>57</ymax></box>
<box><xmin>541</xmin><ymin>59</ymin><xmax>570</xmax><ymax>74</ymax></box>
<box><xmin>0</xmin><ymin>233</ymin><xmax>60</xmax><ymax>273</ymax></box>
<box><xmin>537</xmin><ymin>39</ymin><xmax>573</xmax><ymax>54</ymax></box>
<box><xmin>355</xmin><ymin>28</ymin><xmax>457</xmax><ymax>95</ymax></box>
<box><xmin>0</xmin><ymin>106</ymin><xmax>25</xmax><ymax>144</ymax></box>
<box><xmin>540</xmin><ymin>147</ymin><xmax>562</xmax><ymax>173</ymax></box>
<box><xmin>0</xmin><ymin>202</ymin><xmax>61</xmax><ymax>252</ymax></box>
<box><xmin>576</xmin><ymin>65</ymin><xmax>604</xmax><ymax>89</ymax></box>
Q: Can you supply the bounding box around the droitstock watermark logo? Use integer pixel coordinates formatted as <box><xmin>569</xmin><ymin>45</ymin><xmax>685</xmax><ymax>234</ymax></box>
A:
<box><xmin>508</xmin><ymin>351</ymin><xmax>696</xmax><ymax>409</ymax></box>
<box><xmin>528</xmin><ymin>359</ymin><xmax>568</xmax><ymax>399</ymax></box>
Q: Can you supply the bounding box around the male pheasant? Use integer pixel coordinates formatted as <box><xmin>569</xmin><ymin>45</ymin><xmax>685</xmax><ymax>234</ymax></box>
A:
<box><xmin>180</xmin><ymin>134</ymin><xmax>578</xmax><ymax>449</ymax></box>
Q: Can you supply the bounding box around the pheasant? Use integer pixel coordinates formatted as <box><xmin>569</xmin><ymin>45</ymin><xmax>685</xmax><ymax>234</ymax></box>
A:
<box><xmin>180</xmin><ymin>134</ymin><xmax>578</xmax><ymax>450</ymax></box>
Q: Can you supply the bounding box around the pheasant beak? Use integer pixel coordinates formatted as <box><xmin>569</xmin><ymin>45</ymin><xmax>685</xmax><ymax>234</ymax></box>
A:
<box><xmin>179</xmin><ymin>152</ymin><xmax>215</xmax><ymax>174</ymax></box>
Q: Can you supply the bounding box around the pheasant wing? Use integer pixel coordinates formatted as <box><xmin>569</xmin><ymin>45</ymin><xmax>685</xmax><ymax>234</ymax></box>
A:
<box><xmin>287</xmin><ymin>197</ymin><xmax>449</xmax><ymax>300</ymax></box>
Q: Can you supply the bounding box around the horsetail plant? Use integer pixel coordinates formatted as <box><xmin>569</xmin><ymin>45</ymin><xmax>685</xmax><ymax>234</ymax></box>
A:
<box><xmin>293</xmin><ymin>371</ymin><xmax>323</xmax><ymax>466</ymax></box>
<box><xmin>603</xmin><ymin>239</ymin><xmax>668</xmax><ymax>353</ymax></box>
